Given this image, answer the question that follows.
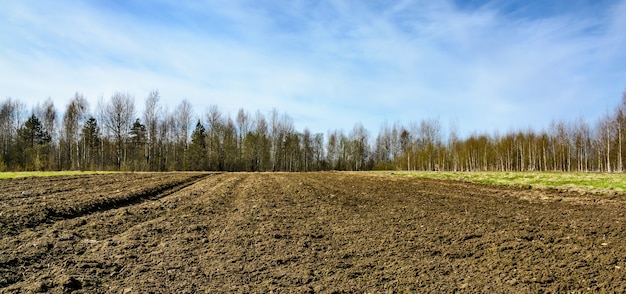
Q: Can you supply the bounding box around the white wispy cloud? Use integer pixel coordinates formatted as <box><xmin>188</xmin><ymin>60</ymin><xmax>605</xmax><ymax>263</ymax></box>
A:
<box><xmin>0</xmin><ymin>0</ymin><xmax>624</xmax><ymax>137</ymax></box>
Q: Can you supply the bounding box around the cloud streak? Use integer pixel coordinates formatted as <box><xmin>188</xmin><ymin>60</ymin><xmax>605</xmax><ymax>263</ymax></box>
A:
<box><xmin>0</xmin><ymin>0</ymin><xmax>624</xmax><ymax>136</ymax></box>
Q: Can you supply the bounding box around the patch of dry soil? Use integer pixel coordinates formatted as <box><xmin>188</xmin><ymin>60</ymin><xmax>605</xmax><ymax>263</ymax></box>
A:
<box><xmin>1</xmin><ymin>172</ymin><xmax>625</xmax><ymax>293</ymax></box>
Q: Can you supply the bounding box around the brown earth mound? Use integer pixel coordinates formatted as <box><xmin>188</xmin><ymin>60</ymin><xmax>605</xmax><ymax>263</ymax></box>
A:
<box><xmin>1</xmin><ymin>172</ymin><xmax>625</xmax><ymax>293</ymax></box>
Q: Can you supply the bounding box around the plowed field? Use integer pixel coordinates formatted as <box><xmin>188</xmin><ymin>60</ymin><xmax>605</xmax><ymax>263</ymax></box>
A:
<box><xmin>1</xmin><ymin>172</ymin><xmax>625</xmax><ymax>293</ymax></box>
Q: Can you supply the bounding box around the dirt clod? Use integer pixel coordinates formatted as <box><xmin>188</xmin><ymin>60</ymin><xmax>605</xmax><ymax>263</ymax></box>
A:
<box><xmin>60</xmin><ymin>276</ymin><xmax>82</xmax><ymax>292</ymax></box>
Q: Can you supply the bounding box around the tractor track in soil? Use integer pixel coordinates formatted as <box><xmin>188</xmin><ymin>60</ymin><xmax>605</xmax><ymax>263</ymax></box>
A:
<box><xmin>1</xmin><ymin>172</ymin><xmax>626</xmax><ymax>293</ymax></box>
<box><xmin>0</xmin><ymin>173</ymin><xmax>210</xmax><ymax>237</ymax></box>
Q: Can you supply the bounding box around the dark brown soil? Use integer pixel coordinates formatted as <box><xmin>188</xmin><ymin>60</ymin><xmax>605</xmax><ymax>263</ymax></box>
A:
<box><xmin>1</xmin><ymin>172</ymin><xmax>625</xmax><ymax>293</ymax></box>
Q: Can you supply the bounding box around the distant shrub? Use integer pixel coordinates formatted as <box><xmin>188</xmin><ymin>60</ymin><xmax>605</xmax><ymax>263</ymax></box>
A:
<box><xmin>372</xmin><ymin>162</ymin><xmax>394</xmax><ymax>171</ymax></box>
<box><xmin>0</xmin><ymin>153</ymin><xmax>6</xmax><ymax>172</ymax></box>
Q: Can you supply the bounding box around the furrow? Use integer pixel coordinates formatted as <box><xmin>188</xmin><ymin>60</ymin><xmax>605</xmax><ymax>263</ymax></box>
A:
<box><xmin>0</xmin><ymin>173</ymin><xmax>210</xmax><ymax>237</ymax></box>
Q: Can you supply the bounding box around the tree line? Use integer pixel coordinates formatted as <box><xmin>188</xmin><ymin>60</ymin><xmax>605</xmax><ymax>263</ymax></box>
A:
<box><xmin>1</xmin><ymin>90</ymin><xmax>625</xmax><ymax>173</ymax></box>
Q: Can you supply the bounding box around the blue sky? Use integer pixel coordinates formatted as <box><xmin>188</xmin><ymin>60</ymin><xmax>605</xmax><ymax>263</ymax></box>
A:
<box><xmin>1</xmin><ymin>0</ymin><xmax>625</xmax><ymax>137</ymax></box>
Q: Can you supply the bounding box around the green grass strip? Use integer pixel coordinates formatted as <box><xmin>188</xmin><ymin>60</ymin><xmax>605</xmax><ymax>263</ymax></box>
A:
<box><xmin>0</xmin><ymin>171</ymin><xmax>120</xmax><ymax>179</ymax></box>
<box><xmin>381</xmin><ymin>171</ymin><xmax>626</xmax><ymax>194</ymax></box>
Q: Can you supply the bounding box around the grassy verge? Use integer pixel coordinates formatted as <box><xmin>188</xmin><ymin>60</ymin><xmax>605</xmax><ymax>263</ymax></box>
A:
<box><xmin>384</xmin><ymin>171</ymin><xmax>626</xmax><ymax>194</ymax></box>
<box><xmin>0</xmin><ymin>171</ymin><xmax>120</xmax><ymax>179</ymax></box>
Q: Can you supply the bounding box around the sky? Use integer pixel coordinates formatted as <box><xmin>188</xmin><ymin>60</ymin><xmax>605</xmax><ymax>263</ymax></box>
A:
<box><xmin>1</xmin><ymin>0</ymin><xmax>625</xmax><ymax>138</ymax></box>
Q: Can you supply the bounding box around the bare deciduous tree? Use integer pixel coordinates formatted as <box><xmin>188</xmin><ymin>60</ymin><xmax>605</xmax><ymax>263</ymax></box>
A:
<box><xmin>101</xmin><ymin>92</ymin><xmax>135</xmax><ymax>169</ymax></box>
<box><xmin>144</xmin><ymin>90</ymin><xmax>161</xmax><ymax>170</ymax></box>
<box><xmin>62</xmin><ymin>93</ymin><xmax>88</xmax><ymax>170</ymax></box>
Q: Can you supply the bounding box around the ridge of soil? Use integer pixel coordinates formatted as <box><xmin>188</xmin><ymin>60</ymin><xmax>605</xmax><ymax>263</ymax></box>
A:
<box><xmin>1</xmin><ymin>172</ymin><xmax>625</xmax><ymax>293</ymax></box>
<box><xmin>0</xmin><ymin>173</ymin><xmax>209</xmax><ymax>237</ymax></box>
